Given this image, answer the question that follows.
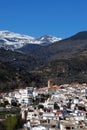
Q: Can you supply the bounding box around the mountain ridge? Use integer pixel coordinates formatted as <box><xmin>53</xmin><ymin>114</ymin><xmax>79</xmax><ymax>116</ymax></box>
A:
<box><xmin>0</xmin><ymin>30</ymin><xmax>62</xmax><ymax>50</ymax></box>
<box><xmin>0</xmin><ymin>30</ymin><xmax>87</xmax><ymax>91</ymax></box>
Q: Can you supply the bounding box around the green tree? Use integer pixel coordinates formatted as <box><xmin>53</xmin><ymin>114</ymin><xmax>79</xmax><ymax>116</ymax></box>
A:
<box><xmin>4</xmin><ymin>116</ymin><xmax>17</xmax><ymax>130</ymax></box>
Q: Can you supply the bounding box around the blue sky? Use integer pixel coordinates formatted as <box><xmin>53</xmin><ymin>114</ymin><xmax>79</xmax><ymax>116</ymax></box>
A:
<box><xmin>0</xmin><ymin>0</ymin><xmax>87</xmax><ymax>38</ymax></box>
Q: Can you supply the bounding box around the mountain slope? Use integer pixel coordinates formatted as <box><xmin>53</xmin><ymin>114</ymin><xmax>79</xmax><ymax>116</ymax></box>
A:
<box><xmin>25</xmin><ymin>31</ymin><xmax>87</xmax><ymax>62</ymax></box>
<box><xmin>0</xmin><ymin>48</ymin><xmax>42</xmax><ymax>92</ymax></box>
<box><xmin>0</xmin><ymin>30</ymin><xmax>61</xmax><ymax>50</ymax></box>
<box><xmin>33</xmin><ymin>52</ymin><xmax>87</xmax><ymax>85</ymax></box>
<box><xmin>68</xmin><ymin>31</ymin><xmax>87</xmax><ymax>40</ymax></box>
<box><xmin>36</xmin><ymin>35</ymin><xmax>62</xmax><ymax>45</ymax></box>
<box><xmin>0</xmin><ymin>48</ymin><xmax>41</xmax><ymax>71</ymax></box>
<box><xmin>0</xmin><ymin>31</ymin><xmax>87</xmax><ymax>91</ymax></box>
<box><xmin>0</xmin><ymin>61</ymin><xmax>42</xmax><ymax>92</ymax></box>
<box><xmin>29</xmin><ymin>31</ymin><xmax>87</xmax><ymax>85</ymax></box>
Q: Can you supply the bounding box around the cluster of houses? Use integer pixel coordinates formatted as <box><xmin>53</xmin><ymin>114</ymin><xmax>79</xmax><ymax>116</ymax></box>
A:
<box><xmin>1</xmin><ymin>80</ymin><xmax>87</xmax><ymax>130</ymax></box>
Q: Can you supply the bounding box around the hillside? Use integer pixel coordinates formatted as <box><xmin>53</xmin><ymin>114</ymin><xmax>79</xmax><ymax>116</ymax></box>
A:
<box><xmin>0</xmin><ymin>48</ymin><xmax>41</xmax><ymax>70</ymax></box>
<box><xmin>0</xmin><ymin>49</ymin><xmax>42</xmax><ymax>92</ymax></box>
<box><xmin>0</xmin><ymin>60</ymin><xmax>43</xmax><ymax>92</ymax></box>
<box><xmin>33</xmin><ymin>52</ymin><xmax>87</xmax><ymax>85</ymax></box>
<box><xmin>0</xmin><ymin>31</ymin><xmax>87</xmax><ymax>91</ymax></box>
<box><xmin>21</xmin><ymin>31</ymin><xmax>87</xmax><ymax>63</ymax></box>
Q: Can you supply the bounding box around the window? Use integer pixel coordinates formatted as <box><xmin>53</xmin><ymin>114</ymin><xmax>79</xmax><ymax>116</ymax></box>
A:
<box><xmin>66</xmin><ymin>126</ymin><xmax>70</xmax><ymax>130</ymax></box>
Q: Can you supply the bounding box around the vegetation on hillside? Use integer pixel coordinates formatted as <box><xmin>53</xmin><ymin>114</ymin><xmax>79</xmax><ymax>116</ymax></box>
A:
<box><xmin>1</xmin><ymin>32</ymin><xmax>87</xmax><ymax>91</ymax></box>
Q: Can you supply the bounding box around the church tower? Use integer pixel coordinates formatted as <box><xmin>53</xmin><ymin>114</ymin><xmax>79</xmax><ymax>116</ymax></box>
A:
<box><xmin>48</xmin><ymin>80</ymin><xmax>53</xmax><ymax>89</ymax></box>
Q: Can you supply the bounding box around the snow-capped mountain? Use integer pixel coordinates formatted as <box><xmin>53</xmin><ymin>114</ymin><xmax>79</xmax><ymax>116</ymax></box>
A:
<box><xmin>0</xmin><ymin>30</ymin><xmax>62</xmax><ymax>50</ymax></box>
<box><xmin>36</xmin><ymin>35</ymin><xmax>62</xmax><ymax>45</ymax></box>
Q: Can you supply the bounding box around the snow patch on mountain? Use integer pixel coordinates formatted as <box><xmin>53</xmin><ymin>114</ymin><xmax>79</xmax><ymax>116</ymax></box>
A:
<box><xmin>0</xmin><ymin>30</ymin><xmax>62</xmax><ymax>49</ymax></box>
<box><xmin>36</xmin><ymin>35</ymin><xmax>62</xmax><ymax>45</ymax></box>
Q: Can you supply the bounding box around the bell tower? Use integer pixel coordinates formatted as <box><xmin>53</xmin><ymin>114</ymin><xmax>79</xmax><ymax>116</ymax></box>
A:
<box><xmin>48</xmin><ymin>80</ymin><xmax>53</xmax><ymax>89</ymax></box>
